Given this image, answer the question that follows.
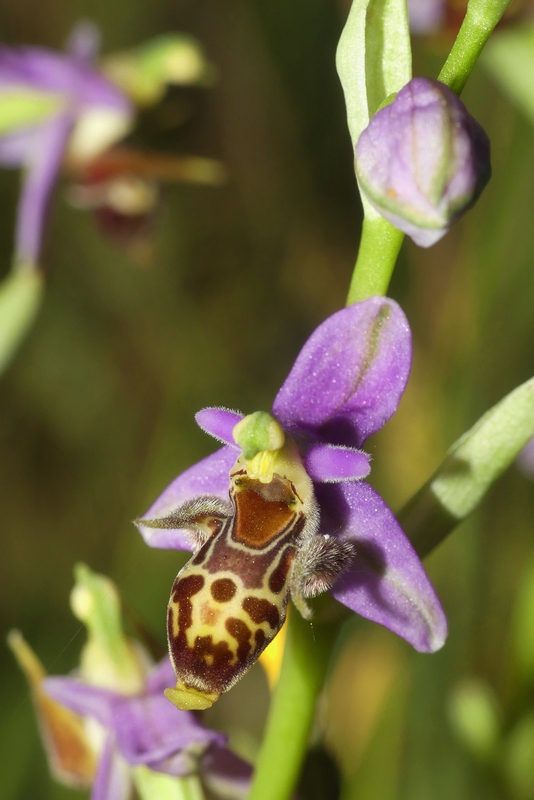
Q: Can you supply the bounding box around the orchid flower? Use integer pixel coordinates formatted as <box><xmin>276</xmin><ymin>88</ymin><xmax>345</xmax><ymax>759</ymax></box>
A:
<box><xmin>0</xmin><ymin>22</ymin><xmax>132</xmax><ymax>273</ymax></box>
<box><xmin>9</xmin><ymin>564</ymin><xmax>251</xmax><ymax>800</ymax></box>
<box><xmin>136</xmin><ymin>297</ymin><xmax>448</xmax><ymax>708</ymax></box>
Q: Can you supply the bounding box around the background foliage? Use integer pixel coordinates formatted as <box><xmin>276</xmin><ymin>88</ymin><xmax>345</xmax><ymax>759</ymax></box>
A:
<box><xmin>2</xmin><ymin>1</ymin><xmax>534</xmax><ymax>798</ymax></box>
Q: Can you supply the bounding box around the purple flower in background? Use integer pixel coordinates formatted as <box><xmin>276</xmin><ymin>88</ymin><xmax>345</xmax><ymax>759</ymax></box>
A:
<box><xmin>355</xmin><ymin>78</ymin><xmax>491</xmax><ymax>247</ymax></box>
<box><xmin>137</xmin><ymin>297</ymin><xmax>447</xmax><ymax>655</ymax></box>
<box><xmin>517</xmin><ymin>436</ymin><xmax>534</xmax><ymax>478</ymax></box>
<box><xmin>407</xmin><ymin>0</ymin><xmax>445</xmax><ymax>35</ymax></box>
<box><xmin>44</xmin><ymin>657</ymin><xmax>251</xmax><ymax>800</ymax></box>
<box><xmin>0</xmin><ymin>22</ymin><xmax>132</xmax><ymax>270</ymax></box>
<box><xmin>9</xmin><ymin>564</ymin><xmax>251</xmax><ymax>800</ymax></box>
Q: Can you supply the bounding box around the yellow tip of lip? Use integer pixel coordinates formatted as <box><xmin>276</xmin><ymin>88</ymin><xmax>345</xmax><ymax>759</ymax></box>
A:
<box><xmin>164</xmin><ymin>685</ymin><xmax>220</xmax><ymax>711</ymax></box>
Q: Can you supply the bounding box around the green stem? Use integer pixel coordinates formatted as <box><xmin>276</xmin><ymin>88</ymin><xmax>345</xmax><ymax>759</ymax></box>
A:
<box><xmin>345</xmin><ymin>216</ymin><xmax>404</xmax><ymax>306</ymax></box>
<box><xmin>248</xmin><ymin>608</ymin><xmax>342</xmax><ymax>800</ymax></box>
<box><xmin>438</xmin><ymin>0</ymin><xmax>513</xmax><ymax>96</ymax></box>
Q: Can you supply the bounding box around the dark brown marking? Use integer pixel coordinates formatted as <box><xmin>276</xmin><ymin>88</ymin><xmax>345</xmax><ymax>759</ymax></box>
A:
<box><xmin>255</xmin><ymin>628</ymin><xmax>266</xmax><ymax>648</ymax></box>
<box><xmin>204</xmin><ymin>536</ymin><xmax>277</xmax><ymax>588</ymax></box>
<box><xmin>193</xmin><ymin>634</ymin><xmax>233</xmax><ymax>666</ymax></box>
<box><xmin>269</xmin><ymin>546</ymin><xmax>296</xmax><ymax>594</ymax></box>
<box><xmin>233</xmin><ymin>477</ymin><xmax>296</xmax><ymax>548</ymax></box>
<box><xmin>172</xmin><ymin>573</ymin><xmax>205</xmax><ymax>601</ymax></box>
<box><xmin>242</xmin><ymin>596</ymin><xmax>280</xmax><ymax>629</ymax></box>
<box><xmin>168</xmin><ymin>572</ymin><xmax>205</xmax><ymax>657</ymax></box>
<box><xmin>211</xmin><ymin>578</ymin><xmax>237</xmax><ymax>603</ymax></box>
<box><xmin>225</xmin><ymin>617</ymin><xmax>252</xmax><ymax>662</ymax></box>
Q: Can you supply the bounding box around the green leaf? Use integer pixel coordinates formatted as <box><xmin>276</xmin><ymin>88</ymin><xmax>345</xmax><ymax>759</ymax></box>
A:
<box><xmin>482</xmin><ymin>25</ymin><xmax>534</xmax><ymax>126</ymax></box>
<box><xmin>399</xmin><ymin>377</ymin><xmax>534</xmax><ymax>557</ymax></box>
<box><xmin>0</xmin><ymin>90</ymin><xmax>62</xmax><ymax>135</ymax></box>
<box><xmin>0</xmin><ymin>268</ymin><xmax>43</xmax><ymax>375</ymax></box>
<box><xmin>336</xmin><ymin>0</ymin><xmax>411</xmax><ymax>221</ymax></box>
<box><xmin>336</xmin><ymin>0</ymin><xmax>411</xmax><ymax>149</ymax></box>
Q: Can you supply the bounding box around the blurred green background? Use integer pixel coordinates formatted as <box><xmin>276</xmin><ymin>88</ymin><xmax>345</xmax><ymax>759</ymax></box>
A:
<box><xmin>2</xmin><ymin>1</ymin><xmax>534</xmax><ymax>798</ymax></box>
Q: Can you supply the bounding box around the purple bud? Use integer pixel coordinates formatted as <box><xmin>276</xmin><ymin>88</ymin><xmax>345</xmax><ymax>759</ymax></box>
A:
<box><xmin>355</xmin><ymin>78</ymin><xmax>491</xmax><ymax>247</ymax></box>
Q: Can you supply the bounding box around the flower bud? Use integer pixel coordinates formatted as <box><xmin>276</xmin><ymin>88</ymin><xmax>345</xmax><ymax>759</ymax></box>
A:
<box><xmin>355</xmin><ymin>77</ymin><xmax>491</xmax><ymax>247</ymax></box>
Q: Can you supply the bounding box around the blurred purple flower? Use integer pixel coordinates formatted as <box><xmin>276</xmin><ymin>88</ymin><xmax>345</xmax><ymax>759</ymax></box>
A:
<box><xmin>517</xmin><ymin>436</ymin><xmax>534</xmax><ymax>478</ymax></box>
<box><xmin>137</xmin><ymin>297</ymin><xmax>447</xmax><ymax>653</ymax></box>
<box><xmin>407</xmin><ymin>0</ymin><xmax>445</xmax><ymax>35</ymax></box>
<box><xmin>44</xmin><ymin>656</ymin><xmax>251</xmax><ymax>800</ymax></box>
<box><xmin>355</xmin><ymin>77</ymin><xmax>491</xmax><ymax>247</ymax></box>
<box><xmin>0</xmin><ymin>22</ymin><xmax>132</xmax><ymax>270</ymax></box>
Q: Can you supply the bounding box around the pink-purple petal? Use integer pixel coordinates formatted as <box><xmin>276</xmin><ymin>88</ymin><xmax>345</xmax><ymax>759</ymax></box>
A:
<box><xmin>195</xmin><ymin>407</ymin><xmax>243</xmax><ymax>446</ymax></box>
<box><xmin>272</xmin><ymin>298</ymin><xmax>412</xmax><ymax>448</ymax></box>
<box><xmin>135</xmin><ymin>446</ymin><xmax>236</xmax><ymax>550</ymax></box>
<box><xmin>304</xmin><ymin>443</ymin><xmax>371</xmax><ymax>483</ymax></box>
<box><xmin>319</xmin><ymin>481</ymin><xmax>447</xmax><ymax>653</ymax></box>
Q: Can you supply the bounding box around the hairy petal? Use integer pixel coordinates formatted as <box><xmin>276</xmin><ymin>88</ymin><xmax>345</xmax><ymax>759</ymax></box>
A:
<box><xmin>320</xmin><ymin>482</ymin><xmax>447</xmax><ymax>652</ymax></box>
<box><xmin>195</xmin><ymin>407</ymin><xmax>243</xmax><ymax>446</ymax></box>
<box><xmin>273</xmin><ymin>297</ymin><xmax>412</xmax><ymax>447</ymax></box>
<box><xmin>135</xmin><ymin>446</ymin><xmax>236</xmax><ymax>550</ymax></box>
<box><xmin>304</xmin><ymin>443</ymin><xmax>371</xmax><ymax>482</ymax></box>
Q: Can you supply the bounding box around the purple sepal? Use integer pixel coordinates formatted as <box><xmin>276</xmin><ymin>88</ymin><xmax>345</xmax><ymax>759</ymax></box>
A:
<box><xmin>304</xmin><ymin>443</ymin><xmax>371</xmax><ymax>483</ymax></box>
<box><xmin>0</xmin><ymin>46</ymin><xmax>130</xmax><ymax>113</ymax></box>
<box><xmin>273</xmin><ymin>298</ymin><xmax>412</xmax><ymax>448</ymax></box>
<box><xmin>145</xmin><ymin>657</ymin><xmax>176</xmax><ymax>693</ymax></box>
<box><xmin>43</xmin><ymin>677</ymin><xmax>115</xmax><ymax>727</ymax></box>
<box><xmin>136</xmin><ymin>447</ymin><xmax>236</xmax><ymax>550</ymax></box>
<box><xmin>195</xmin><ymin>407</ymin><xmax>243</xmax><ymax>446</ymax></box>
<box><xmin>45</xmin><ymin>659</ymin><xmax>226</xmax><ymax>780</ymax></box>
<box><xmin>15</xmin><ymin>113</ymin><xmax>74</xmax><ymax>265</ymax></box>
<box><xmin>321</xmin><ymin>481</ymin><xmax>447</xmax><ymax>652</ymax></box>
<box><xmin>92</xmin><ymin>738</ymin><xmax>131</xmax><ymax>800</ymax></box>
<box><xmin>112</xmin><ymin>693</ymin><xmax>224</xmax><ymax>775</ymax></box>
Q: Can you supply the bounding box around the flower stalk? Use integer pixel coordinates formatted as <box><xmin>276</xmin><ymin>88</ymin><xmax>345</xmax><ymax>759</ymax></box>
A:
<box><xmin>438</xmin><ymin>0</ymin><xmax>514</xmax><ymax>96</ymax></box>
<box><xmin>249</xmin><ymin>609</ymin><xmax>342</xmax><ymax>800</ymax></box>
